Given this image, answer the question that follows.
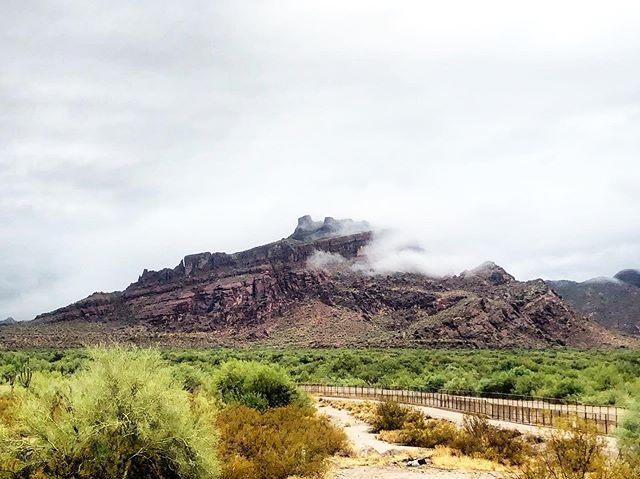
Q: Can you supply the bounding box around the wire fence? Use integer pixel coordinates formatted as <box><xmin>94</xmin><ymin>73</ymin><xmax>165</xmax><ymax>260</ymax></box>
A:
<box><xmin>300</xmin><ymin>384</ymin><xmax>622</xmax><ymax>435</ymax></box>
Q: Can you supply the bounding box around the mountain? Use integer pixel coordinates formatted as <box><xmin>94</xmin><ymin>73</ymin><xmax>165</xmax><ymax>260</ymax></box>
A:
<box><xmin>0</xmin><ymin>217</ymin><xmax>630</xmax><ymax>348</ymax></box>
<box><xmin>549</xmin><ymin>271</ymin><xmax>640</xmax><ymax>336</ymax></box>
<box><xmin>0</xmin><ymin>317</ymin><xmax>16</xmax><ymax>326</ymax></box>
<box><xmin>614</xmin><ymin>269</ymin><xmax>640</xmax><ymax>288</ymax></box>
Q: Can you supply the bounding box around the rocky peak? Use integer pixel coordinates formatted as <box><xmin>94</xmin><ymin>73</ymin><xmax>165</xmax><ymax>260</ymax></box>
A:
<box><xmin>0</xmin><ymin>317</ymin><xmax>16</xmax><ymax>326</ymax></box>
<box><xmin>134</xmin><ymin>218</ymin><xmax>372</xmax><ymax>286</ymax></box>
<box><xmin>462</xmin><ymin>261</ymin><xmax>515</xmax><ymax>285</ymax></box>
<box><xmin>289</xmin><ymin>215</ymin><xmax>371</xmax><ymax>241</ymax></box>
<box><xmin>614</xmin><ymin>269</ymin><xmax>640</xmax><ymax>288</ymax></box>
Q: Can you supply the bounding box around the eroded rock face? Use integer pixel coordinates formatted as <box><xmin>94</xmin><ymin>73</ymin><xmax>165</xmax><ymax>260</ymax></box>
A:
<box><xmin>18</xmin><ymin>218</ymin><xmax>629</xmax><ymax>348</ymax></box>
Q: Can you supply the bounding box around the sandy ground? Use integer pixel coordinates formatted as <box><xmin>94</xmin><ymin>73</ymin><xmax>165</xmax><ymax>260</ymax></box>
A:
<box><xmin>318</xmin><ymin>401</ymin><xmax>505</xmax><ymax>479</ymax></box>
<box><xmin>335</xmin><ymin>466</ymin><xmax>504</xmax><ymax>479</ymax></box>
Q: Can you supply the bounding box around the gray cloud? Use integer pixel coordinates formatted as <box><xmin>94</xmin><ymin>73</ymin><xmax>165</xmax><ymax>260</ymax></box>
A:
<box><xmin>1</xmin><ymin>1</ymin><xmax>640</xmax><ymax>319</ymax></box>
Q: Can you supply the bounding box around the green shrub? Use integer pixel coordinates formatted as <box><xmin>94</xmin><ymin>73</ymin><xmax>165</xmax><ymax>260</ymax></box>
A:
<box><xmin>371</xmin><ymin>400</ymin><xmax>410</xmax><ymax>432</ymax></box>
<box><xmin>513</xmin><ymin>418</ymin><xmax>634</xmax><ymax>479</ymax></box>
<box><xmin>0</xmin><ymin>347</ymin><xmax>219</xmax><ymax>479</ymax></box>
<box><xmin>213</xmin><ymin>360</ymin><xmax>305</xmax><ymax>411</ymax></box>
<box><xmin>619</xmin><ymin>401</ymin><xmax>640</xmax><ymax>465</ymax></box>
<box><xmin>217</xmin><ymin>405</ymin><xmax>348</xmax><ymax>479</ymax></box>
<box><xmin>453</xmin><ymin>414</ymin><xmax>530</xmax><ymax>465</ymax></box>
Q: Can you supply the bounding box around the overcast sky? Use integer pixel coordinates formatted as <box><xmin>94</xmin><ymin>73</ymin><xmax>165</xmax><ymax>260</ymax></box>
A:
<box><xmin>2</xmin><ymin>1</ymin><xmax>640</xmax><ymax>320</ymax></box>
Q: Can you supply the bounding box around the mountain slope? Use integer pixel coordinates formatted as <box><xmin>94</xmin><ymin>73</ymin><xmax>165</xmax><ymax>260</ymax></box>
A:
<box><xmin>0</xmin><ymin>317</ymin><xmax>16</xmax><ymax>327</ymax></box>
<box><xmin>0</xmin><ymin>217</ymin><xmax>630</xmax><ymax>348</ymax></box>
<box><xmin>549</xmin><ymin>272</ymin><xmax>640</xmax><ymax>336</ymax></box>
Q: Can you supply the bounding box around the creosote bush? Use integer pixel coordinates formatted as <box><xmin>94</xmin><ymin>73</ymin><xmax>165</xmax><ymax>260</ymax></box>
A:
<box><xmin>217</xmin><ymin>405</ymin><xmax>349</xmax><ymax>479</ymax></box>
<box><xmin>213</xmin><ymin>360</ymin><xmax>307</xmax><ymax>411</ymax></box>
<box><xmin>0</xmin><ymin>347</ymin><xmax>219</xmax><ymax>479</ymax></box>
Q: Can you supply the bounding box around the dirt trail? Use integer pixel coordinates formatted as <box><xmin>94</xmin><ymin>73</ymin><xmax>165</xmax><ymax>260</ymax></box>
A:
<box><xmin>317</xmin><ymin>401</ymin><xmax>504</xmax><ymax>479</ymax></box>
<box><xmin>336</xmin><ymin>466</ymin><xmax>503</xmax><ymax>479</ymax></box>
<box><xmin>318</xmin><ymin>396</ymin><xmax>618</xmax><ymax>452</ymax></box>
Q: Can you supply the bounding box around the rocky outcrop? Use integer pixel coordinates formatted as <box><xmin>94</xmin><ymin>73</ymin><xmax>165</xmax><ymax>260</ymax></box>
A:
<box><xmin>6</xmin><ymin>217</ymin><xmax>630</xmax><ymax>348</ymax></box>
<box><xmin>289</xmin><ymin>215</ymin><xmax>371</xmax><ymax>241</ymax></box>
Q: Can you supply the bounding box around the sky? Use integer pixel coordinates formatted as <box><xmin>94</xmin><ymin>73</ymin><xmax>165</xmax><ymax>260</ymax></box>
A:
<box><xmin>1</xmin><ymin>1</ymin><xmax>640</xmax><ymax>320</ymax></box>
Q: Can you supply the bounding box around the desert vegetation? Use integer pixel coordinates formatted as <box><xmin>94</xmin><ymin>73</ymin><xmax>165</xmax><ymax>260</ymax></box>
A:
<box><xmin>331</xmin><ymin>398</ymin><xmax>640</xmax><ymax>477</ymax></box>
<box><xmin>0</xmin><ymin>347</ymin><xmax>346</xmax><ymax>479</ymax></box>
<box><xmin>2</xmin><ymin>348</ymin><xmax>640</xmax><ymax>405</ymax></box>
<box><xmin>1</xmin><ymin>347</ymin><xmax>640</xmax><ymax>479</ymax></box>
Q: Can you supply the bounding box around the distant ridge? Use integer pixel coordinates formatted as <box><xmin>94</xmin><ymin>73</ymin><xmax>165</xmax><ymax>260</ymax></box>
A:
<box><xmin>549</xmin><ymin>269</ymin><xmax>640</xmax><ymax>336</ymax></box>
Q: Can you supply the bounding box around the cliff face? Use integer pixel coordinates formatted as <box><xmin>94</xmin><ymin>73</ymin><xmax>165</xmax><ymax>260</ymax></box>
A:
<box><xmin>33</xmin><ymin>228</ymin><xmax>371</xmax><ymax>328</ymax></box>
<box><xmin>5</xmin><ymin>217</ymin><xmax>629</xmax><ymax>348</ymax></box>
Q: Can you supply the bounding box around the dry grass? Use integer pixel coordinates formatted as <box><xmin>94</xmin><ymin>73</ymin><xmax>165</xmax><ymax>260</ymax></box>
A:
<box><xmin>319</xmin><ymin>398</ymin><xmax>378</xmax><ymax>423</ymax></box>
<box><xmin>429</xmin><ymin>446</ymin><xmax>509</xmax><ymax>472</ymax></box>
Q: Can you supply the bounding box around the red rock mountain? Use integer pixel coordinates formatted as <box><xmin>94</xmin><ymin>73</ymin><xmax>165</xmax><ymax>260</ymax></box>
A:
<box><xmin>1</xmin><ymin>217</ymin><xmax>629</xmax><ymax>348</ymax></box>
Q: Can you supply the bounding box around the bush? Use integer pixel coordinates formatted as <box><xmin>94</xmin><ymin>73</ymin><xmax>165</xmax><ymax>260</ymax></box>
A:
<box><xmin>512</xmin><ymin>418</ymin><xmax>637</xmax><ymax>479</ymax></box>
<box><xmin>389</xmin><ymin>416</ymin><xmax>459</xmax><ymax>449</ymax></box>
<box><xmin>372</xmin><ymin>407</ymin><xmax>529</xmax><ymax>466</ymax></box>
<box><xmin>217</xmin><ymin>405</ymin><xmax>348</xmax><ymax>479</ymax></box>
<box><xmin>0</xmin><ymin>347</ymin><xmax>219</xmax><ymax>479</ymax></box>
<box><xmin>213</xmin><ymin>360</ymin><xmax>305</xmax><ymax>411</ymax></box>
<box><xmin>453</xmin><ymin>414</ymin><xmax>530</xmax><ymax>465</ymax></box>
<box><xmin>371</xmin><ymin>400</ymin><xmax>410</xmax><ymax>432</ymax></box>
<box><xmin>619</xmin><ymin>401</ymin><xmax>640</xmax><ymax>465</ymax></box>
<box><xmin>0</xmin><ymin>395</ymin><xmax>14</xmax><ymax>426</ymax></box>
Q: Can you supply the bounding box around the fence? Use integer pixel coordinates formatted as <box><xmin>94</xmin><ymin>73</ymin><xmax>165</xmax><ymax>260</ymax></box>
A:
<box><xmin>300</xmin><ymin>384</ymin><xmax>621</xmax><ymax>435</ymax></box>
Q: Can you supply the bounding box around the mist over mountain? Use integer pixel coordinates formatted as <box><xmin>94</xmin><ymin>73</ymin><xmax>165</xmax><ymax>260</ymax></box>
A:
<box><xmin>0</xmin><ymin>217</ymin><xmax>630</xmax><ymax>349</ymax></box>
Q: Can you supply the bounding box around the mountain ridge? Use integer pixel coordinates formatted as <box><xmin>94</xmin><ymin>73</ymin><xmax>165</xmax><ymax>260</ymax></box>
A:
<box><xmin>1</xmin><ymin>217</ymin><xmax>632</xmax><ymax>349</ymax></box>
<box><xmin>549</xmin><ymin>269</ymin><xmax>640</xmax><ymax>336</ymax></box>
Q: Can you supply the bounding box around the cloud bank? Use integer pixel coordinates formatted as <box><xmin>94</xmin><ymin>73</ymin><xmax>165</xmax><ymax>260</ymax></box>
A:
<box><xmin>1</xmin><ymin>1</ymin><xmax>639</xmax><ymax>319</ymax></box>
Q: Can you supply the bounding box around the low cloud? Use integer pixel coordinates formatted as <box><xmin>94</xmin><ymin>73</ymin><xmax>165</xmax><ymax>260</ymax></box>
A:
<box><xmin>307</xmin><ymin>250</ymin><xmax>347</xmax><ymax>269</ymax></box>
<box><xmin>2</xmin><ymin>1</ymin><xmax>639</xmax><ymax>320</ymax></box>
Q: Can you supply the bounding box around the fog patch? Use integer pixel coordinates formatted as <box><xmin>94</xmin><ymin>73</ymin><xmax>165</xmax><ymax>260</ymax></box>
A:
<box><xmin>354</xmin><ymin>229</ymin><xmax>461</xmax><ymax>278</ymax></box>
<box><xmin>307</xmin><ymin>250</ymin><xmax>347</xmax><ymax>270</ymax></box>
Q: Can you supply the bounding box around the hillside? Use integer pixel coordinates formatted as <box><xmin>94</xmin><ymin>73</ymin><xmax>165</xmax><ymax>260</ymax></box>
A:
<box><xmin>0</xmin><ymin>217</ymin><xmax>630</xmax><ymax>348</ymax></box>
<box><xmin>549</xmin><ymin>271</ymin><xmax>640</xmax><ymax>336</ymax></box>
